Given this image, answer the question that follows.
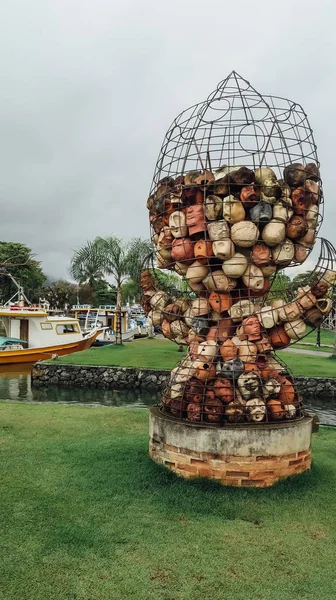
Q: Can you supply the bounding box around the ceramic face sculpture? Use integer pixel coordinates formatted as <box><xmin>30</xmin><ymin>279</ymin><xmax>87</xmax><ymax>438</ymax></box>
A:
<box><xmin>141</xmin><ymin>71</ymin><xmax>336</xmax><ymax>426</ymax></box>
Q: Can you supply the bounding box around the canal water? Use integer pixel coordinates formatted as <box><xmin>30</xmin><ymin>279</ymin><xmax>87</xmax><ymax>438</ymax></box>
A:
<box><xmin>0</xmin><ymin>368</ymin><xmax>335</xmax><ymax>426</ymax></box>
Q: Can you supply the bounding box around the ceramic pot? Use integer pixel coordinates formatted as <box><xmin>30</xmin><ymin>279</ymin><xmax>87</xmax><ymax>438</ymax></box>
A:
<box><xmin>191</xmin><ymin>297</ymin><xmax>210</xmax><ymax>316</ymax></box>
<box><xmin>184</xmin><ymin>378</ymin><xmax>204</xmax><ymax>403</ymax></box>
<box><xmin>304</xmin><ymin>179</ymin><xmax>319</xmax><ymax>205</ymax></box>
<box><xmin>260</xmin><ymin>182</ymin><xmax>281</xmax><ymax>203</ymax></box>
<box><xmin>163</xmin><ymin>303</ymin><xmax>183</xmax><ymax>323</ymax></box>
<box><xmin>157</xmin><ymin>248</ymin><xmax>172</xmax><ymax>269</ymax></box>
<box><xmin>225</xmin><ymin>401</ymin><xmax>245</xmax><ymax>423</ymax></box>
<box><xmin>256</xmin><ymin>333</ymin><xmax>272</xmax><ymax>353</ymax></box>
<box><xmin>240</xmin><ymin>184</ymin><xmax>259</xmax><ymax>207</ymax></box>
<box><xmin>228</xmin><ymin>299</ymin><xmax>255</xmax><ymax>322</ymax></box>
<box><xmin>262</xmin><ymin>378</ymin><xmax>281</xmax><ymax>399</ymax></box>
<box><xmin>262</xmin><ymin>220</ymin><xmax>286</xmax><ymax>246</ymax></box>
<box><xmin>316</xmin><ymin>298</ymin><xmax>333</xmax><ymax>315</ymax></box>
<box><xmin>197</xmin><ymin>340</ymin><xmax>217</xmax><ymax>361</ymax></box>
<box><xmin>254</xmin><ymin>167</ymin><xmax>277</xmax><ymax>184</ymax></box>
<box><xmin>238</xmin><ymin>371</ymin><xmax>260</xmax><ymax>400</ymax></box>
<box><xmin>267</xmin><ymin>399</ymin><xmax>285</xmax><ymax>421</ymax></box>
<box><xmin>220</xmin><ymin>358</ymin><xmax>245</xmax><ymax>380</ymax></box>
<box><xmin>305</xmin><ymin>163</ymin><xmax>320</xmax><ymax>181</ymax></box>
<box><xmin>321</xmin><ymin>270</ymin><xmax>336</xmax><ymax>286</ymax></box>
<box><xmin>169</xmin><ymin>211</ymin><xmax>188</xmax><ymax>238</ymax></box>
<box><xmin>208</xmin><ymin>291</ymin><xmax>232</xmax><ymax>313</ymax></box>
<box><xmin>278</xmin><ymin>301</ymin><xmax>303</xmax><ymax>322</ymax></box>
<box><xmin>206</xmin><ymin>317</ymin><xmax>234</xmax><ymax>343</ymax></box>
<box><xmin>207</xmin><ymin>220</ymin><xmax>230</xmax><ymax>241</ymax></box>
<box><xmin>242</xmin><ymin>314</ymin><xmax>262</xmax><ymax>341</ymax></box>
<box><xmin>242</xmin><ymin>264</ymin><xmax>264</xmax><ymax>292</ymax></box>
<box><xmin>186</xmin><ymin>205</ymin><xmax>206</xmax><ymax>236</ymax></box>
<box><xmin>187</xmin><ymin>403</ymin><xmax>201</xmax><ymax>421</ymax></box>
<box><xmin>140</xmin><ymin>270</ymin><xmax>156</xmax><ymax>292</ymax></box>
<box><xmin>246</xmin><ymin>398</ymin><xmax>266</xmax><ymax>422</ymax></box>
<box><xmin>249</xmin><ymin>201</ymin><xmax>273</xmax><ymax>225</ymax></box>
<box><xmin>204</xmin><ymin>395</ymin><xmax>223</xmax><ymax>423</ymax></box>
<box><xmin>258</xmin><ymin>305</ymin><xmax>279</xmax><ymax>329</ymax></box>
<box><xmin>272</xmin><ymin>239</ymin><xmax>295</xmax><ymax>265</ymax></box>
<box><xmin>252</xmin><ymin>243</ymin><xmax>272</xmax><ymax>266</ymax></box>
<box><xmin>203</xmin><ymin>270</ymin><xmax>236</xmax><ymax>292</ymax></box>
<box><xmin>285</xmin><ymin>404</ymin><xmax>297</xmax><ymax>419</ymax></box>
<box><xmin>296</xmin><ymin>287</ymin><xmax>317</xmax><ymax>310</ymax></box>
<box><xmin>191</xmin><ymin>316</ymin><xmax>210</xmax><ymax>337</ymax></box>
<box><xmin>204</xmin><ymin>194</ymin><xmax>223</xmax><ymax>220</ymax></box>
<box><xmin>213</xmin><ymin>379</ymin><xmax>234</xmax><ymax>404</ymax></box>
<box><xmin>213</xmin><ymin>239</ymin><xmax>235</xmax><ymax>260</ymax></box>
<box><xmin>223</xmin><ymin>196</ymin><xmax>245</xmax><ymax>223</ymax></box>
<box><xmin>188</xmin><ymin>280</ymin><xmax>207</xmax><ymax>293</ymax></box>
<box><xmin>157</xmin><ymin>226</ymin><xmax>173</xmax><ymax>249</ymax></box>
<box><xmin>304</xmin><ymin>306</ymin><xmax>325</xmax><ymax>327</ymax></box>
<box><xmin>219</xmin><ymin>339</ymin><xmax>239</xmax><ymax>362</ymax></box>
<box><xmin>286</xmin><ymin>215</ymin><xmax>308</xmax><ymax>240</ymax></box>
<box><xmin>230</xmin><ymin>221</ymin><xmax>259</xmax><ymax>247</ymax></box>
<box><xmin>194</xmin><ymin>170</ymin><xmax>215</xmax><ymax>188</ymax></box>
<box><xmin>283</xmin><ymin>163</ymin><xmax>306</xmax><ymax>187</ymax></box>
<box><xmin>171</xmin><ymin>381</ymin><xmax>185</xmax><ymax>400</ymax></box>
<box><xmin>306</xmin><ymin>204</ymin><xmax>319</xmax><ymax>229</ymax></box>
<box><xmin>150</xmin><ymin>291</ymin><xmax>169</xmax><ymax>310</ymax></box>
<box><xmin>278</xmin><ymin>377</ymin><xmax>295</xmax><ymax>405</ymax></box>
<box><xmin>268</xmin><ymin>325</ymin><xmax>291</xmax><ymax>349</ymax></box>
<box><xmin>175</xmin><ymin>261</ymin><xmax>189</xmax><ymax>275</ymax></box>
<box><xmin>161</xmin><ymin>319</ymin><xmax>173</xmax><ymax>339</ymax></box>
<box><xmin>186</xmin><ymin>261</ymin><xmax>209</xmax><ymax>284</ymax></box>
<box><xmin>311</xmin><ymin>280</ymin><xmax>329</xmax><ymax>298</ymax></box>
<box><xmin>294</xmin><ymin>244</ymin><xmax>308</xmax><ymax>264</ymax></box>
<box><xmin>222</xmin><ymin>253</ymin><xmax>248</xmax><ymax>278</ymax></box>
<box><xmin>299</xmin><ymin>228</ymin><xmax>316</xmax><ymax>249</ymax></box>
<box><xmin>193</xmin><ymin>360</ymin><xmax>216</xmax><ymax>382</ymax></box>
<box><xmin>284</xmin><ymin>318</ymin><xmax>307</xmax><ymax>340</ymax></box>
<box><xmin>273</xmin><ymin>200</ymin><xmax>293</xmax><ymax>223</ymax></box>
<box><xmin>170</xmin><ymin>320</ymin><xmax>189</xmax><ymax>340</ymax></box>
<box><xmin>238</xmin><ymin>340</ymin><xmax>258</xmax><ymax>364</ymax></box>
<box><xmin>260</xmin><ymin>264</ymin><xmax>277</xmax><ymax>277</ymax></box>
<box><xmin>171</xmin><ymin>237</ymin><xmax>194</xmax><ymax>262</ymax></box>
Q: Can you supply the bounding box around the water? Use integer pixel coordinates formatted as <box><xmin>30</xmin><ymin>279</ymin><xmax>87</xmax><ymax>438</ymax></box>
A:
<box><xmin>0</xmin><ymin>369</ymin><xmax>335</xmax><ymax>426</ymax></box>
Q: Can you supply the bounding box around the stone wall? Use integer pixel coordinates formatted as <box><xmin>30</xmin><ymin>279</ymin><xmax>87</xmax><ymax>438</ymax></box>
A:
<box><xmin>31</xmin><ymin>363</ymin><xmax>336</xmax><ymax>396</ymax></box>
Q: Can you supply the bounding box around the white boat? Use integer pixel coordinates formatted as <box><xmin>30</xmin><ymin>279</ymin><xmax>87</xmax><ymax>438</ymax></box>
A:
<box><xmin>73</xmin><ymin>305</ymin><xmax>145</xmax><ymax>344</ymax></box>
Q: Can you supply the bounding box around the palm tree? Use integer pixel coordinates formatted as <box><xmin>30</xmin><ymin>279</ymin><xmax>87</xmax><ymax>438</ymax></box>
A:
<box><xmin>69</xmin><ymin>240</ymin><xmax>105</xmax><ymax>303</ymax></box>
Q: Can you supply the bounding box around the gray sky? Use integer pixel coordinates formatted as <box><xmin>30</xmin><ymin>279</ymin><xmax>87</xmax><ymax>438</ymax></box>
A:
<box><xmin>0</xmin><ymin>0</ymin><xmax>334</xmax><ymax>280</ymax></box>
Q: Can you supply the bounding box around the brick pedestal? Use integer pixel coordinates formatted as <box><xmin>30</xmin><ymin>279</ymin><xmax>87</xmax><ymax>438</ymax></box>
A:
<box><xmin>149</xmin><ymin>407</ymin><xmax>312</xmax><ymax>487</ymax></box>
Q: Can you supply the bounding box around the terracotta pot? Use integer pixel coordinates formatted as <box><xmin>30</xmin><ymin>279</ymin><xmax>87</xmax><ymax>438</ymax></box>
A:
<box><xmin>305</xmin><ymin>163</ymin><xmax>320</xmax><ymax>181</ymax></box>
<box><xmin>161</xmin><ymin>319</ymin><xmax>173</xmax><ymax>339</ymax></box>
<box><xmin>225</xmin><ymin>401</ymin><xmax>245</xmax><ymax>423</ymax></box>
<box><xmin>262</xmin><ymin>220</ymin><xmax>286</xmax><ymax>247</ymax></box>
<box><xmin>175</xmin><ymin>261</ymin><xmax>189</xmax><ymax>275</ymax></box>
<box><xmin>284</xmin><ymin>319</ymin><xmax>307</xmax><ymax>340</ymax></box>
<box><xmin>294</xmin><ymin>244</ymin><xmax>308</xmax><ymax>264</ymax></box>
<box><xmin>169</xmin><ymin>211</ymin><xmax>188</xmax><ymax>238</ymax></box>
<box><xmin>311</xmin><ymin>280</ymin><xmax>329</xmax><ymax>298</ymax></box>
<box><xmin>262</xmin><ymin>378</ymin><xmax>281</xmax><ymax>399</ymax></box>
<box><xmin>204</xmin><ymin>396</ymin><xmax>223</xmax><ymax>423</ymax></box>
<box><xmin>214</xmin><ymin>378</ymin><xmax>234</xmax><ymax>404</ymax></box>
<box><xmin>283</xmin><ymin>163</ymin><xmax>306</xmax><ymax>187</ymax></box>
<box><xmin>256</xmin><ymin>334</ymin><xmax>272</xmax><ymax>353</ymax></box>
<box><xmin>220</xmin><ymin>358</ymin><xmax>245</xmax><ymax>380</ymax></box>
<box><xmin>242</xmin><ymin>264</ymin><xmax>264</xmax><ymax>292</ymax></box>
<box><xmin>203</xmin><ymin>270</ymin><xmax>236</xmax><ymax>292</ymax></box>
<box><xmin>140</xmin><ymin>270</ymin><xmax>156</xmax><ymax>292</ymax></box>
<box><xmin>258</xmin><ymin>305</ymin><xmax>279</xmax><ymax>329</ymax></box>
<box><xmin>272</xmin><ymin>239</ymin><xmax>295</xmax><ymax>266</ymax></box>
<box><xmin>306</xmin><ymin>204</ymin><xmax>319</xmax><ymax>229</ymax></box>
<box><xmin>286</xmin><ymin>215</ymin><xmax>308</xmax><ymax>240</ymax></box>
<box><xmin>238</xmin><ymin>371</ymin><xmax>260</xmax><ymax>400</ymax></box>
<box><xmin>191</xmin><ymin>297</ymin><xmax>210</xmax><ymax>316</ymax></box>
<box><xmin>246</xmin><ymin>398</ymin><xmax>266</xmax><ymax>422</ymax></box>
<box><xmin>277</xmin><ymin>377</ymin><xmax>295</xmax><ymax>405</ymax></box>
<box><xmin>321</xmin><ymin>270</ymin><xmax>336</xmax><ymax>286</ymax></box>
<box><xmin>254</xmin><ymin>167</ymin><xmax>277</xmax><ymax>184</ymax></box>
<box><xmin>229</xmin><ymin>299</ymin><xmax>255</xmax><ymax>322</ymax></box>
<box><xmin>304</xmin><ymin>306</ymin><xmax>325</xmax><ymax>327</ymax></box>
<box><xmin>260</xmin><ymin>180</ymin><xmax>281</xmax><ymax>203</ymax></box>
<box><xmin>171</xmin><ymin>237</ymin><xmax>194</xmax><ymax>262</ymax></box>
<box><xmin>163</xmin><ymin>303</ymin><xmax>183</xmax><ymax>323</ymax></box>
<box><xmin>299</xmin><ymin>228</ymin><xmax>316</xmax><ymax>249</ymax></box>
<box><xmin>207</xmin><ymin>220</ymin><xmax>230</xmax><ymax>241</ymax></box>
<box><xmin>150</xmin><ymin>291</ymin><xmax>169</xmax><ymax>310</ymax></box>
<box><xmin>249</xmin><ymin>201</ymin><xmax>273</xmax><ymax>225</ymax></box>
<box><xmin>170</xmin><ymin>320</ymin><xmax>189</xmax><ymax>340</ymax></box>
<box><xmin>217</xmin><ymin>317</ymin><xmax>235</xmax><ymax>340</ymax></box>
<box><xmin>204</xmin><ymin>194</ymin><xmax>223</xmax><ymax>220</ymax></box>
<box><xmin>219</xmin><ymin>338</ymin><xmax>239</xmax><ymax>361</ymax></box>
<box><xmin>242</xmin><ymin>315</ymin><xmax>262</xmax><ymax>341</ymax></box>
<box><xmin>256</xmin><ymin>354</ymin><xmax>268</xmax><ymax>371</ymax></box>
<box><xmin>194</xmin><ymin>170</ymin><xmax>215</xmax><ymax>188</ymax></box>
<box><xmin>213</xmin><ymin>239</ymin><xmax>235</xmax><ymax>260</ymax></box>
<box><xmin>304</xmin><ymin>179</ymin><xmax>319</xmax><ymax>205</ymax></box>
<box><xmin>194</xmin><ymin>360</ymin><xmax>216</xmax><ymax>382</ymax></box>
<box><xmin>186</xmin><ymin>261</ymin><xmax>209</xmax><ymax>284</ymax></box>
<box><xmin>189</xmin><ymin>340</ymin><xmax>200</xmax><ymax>361</ymax></box>
<box><xmin>187</xmin><ymin>330</ymin><xmax>204</xmax><ymax>344</ymax></box>
<box><xmin>184</xmin><ymin>378</ymin><xmax>205</xmax><ymax>403</ymax></box>
<box><xmin>197</xmin><ymin>340</ymin><xmax>217</xmax><ymax>361</ymax></box>
<box><xmin>278</xmin><ymin>301</ymin><xmax>303</xmax><ymax>322</ymax></box>
<box><xmin>208</xmin><ymin>291</ymin><xmax>232</xmax><ymax>313</ymax></box>
<box><xmin>223</xmin><ymin>196</ymin><xmax>245</xmax><ymax>223</ymax></box>
<box><xmin>296</xmin><ymin>287</ymin><xmax>317</xmax><ymax>310</ymax></box>
<box><xmin>187</xmin><ymin>403</ymin><xmax>201</xmax><ymax>421</ymax></box>
<box><xmin>240</xmin><ymin>184</ymin><xmax>259</xmax><ymax>207</ymax></box>
<box><xmin>193</xmin><ymin>240</ymin><xmax>213</xmax><ymax>264</ymax></box>
<box><xmin>273</xmin><ymin>200</ymin><xmax>293</xmax><ymax>223</ymax></box>
<box><xmin>268</xmin><ymin>325</ymin><xmax>291</xmax><ymax>349</ymax></box>
<box><xmin>157</xmin><ymin>226</ymin><xmax>174</xmax><ymax>249</ymax></box>
<box><xmin>291</xmin><ymin>187</ymin><xmax>309</xmax><ymax>215</ymax></box>
<box><xmin>186</xmin><ymin>205</ymin><xmax>206</xmax><ymax>236</ymax></box>
<box><xmin>267</xmin><ymin>399</ymin><xmax>285</xmax><ymax>421</ymax></box>
<box><xmin>252</xmin><ymin>243</ymin><xmax>272</xmax><ymax>266</ymax></box>
<box><xmin>238</xmin><ymin>340</ymin><xmax>258</xmax><ymax>363</ymax></box>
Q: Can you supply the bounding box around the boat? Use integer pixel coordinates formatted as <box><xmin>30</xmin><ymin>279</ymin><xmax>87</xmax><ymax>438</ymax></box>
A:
<box><xmin>0</xmin><ymin>270</ymin><xmax>100</xmax><ymax>364</ymax></box>
<box><xmin>73</xmin><ymin>305</ymin><xmax>147</xmax><ymax>344</ymax></box>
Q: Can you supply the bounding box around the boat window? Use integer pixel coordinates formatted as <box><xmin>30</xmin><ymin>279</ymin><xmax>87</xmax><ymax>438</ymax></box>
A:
<box><xmin>56</xmin><ymin>323</ymin><xmax>79</xmax><ymax>334</ymax></box>
<box><xmin>41</xmin><ymin>323</ymin><xmax>53</xmax><ymax>330</ymax></box>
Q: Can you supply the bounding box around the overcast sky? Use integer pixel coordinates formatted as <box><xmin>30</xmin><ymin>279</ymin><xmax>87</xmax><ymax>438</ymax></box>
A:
<box><xmin>0</xmin><ymin>0</ymin><xmax>334</xmax><ymax>280</ymax></box>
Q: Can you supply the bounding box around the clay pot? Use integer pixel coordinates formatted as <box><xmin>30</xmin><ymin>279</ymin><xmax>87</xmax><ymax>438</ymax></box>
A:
<box><xmin>203</xmin><ymin>270</ymin><xmax>236</xmax><ymax>292</ymax></box>
<box><xmin>296</xmin><ymin>287</ymin><xmax>317</xmax><ymax>310</ymax></box>
<box><xmin>194</xmin><ymin>170</ymin><xmax>215</xmax><ymax>188</ymax></box>
<box><xmin>278</xmin><ymin>301</ymin><xmax>303</xmax><ymax>322</ymax></box>
<box><xmin>311</xmin><ymin>280</ymin><xmax>329</xmax><ymax>298</ymax></box>
<box><xmin>272</xmin><ymin>239</ymin><xmax>295</xmax><ymax>266</ymax></box>
<box><xmin>285</xmin><ymin>404</ymin><xmax>297</xmax><ymax>419</ymax></box>
<box><xmin>197</xmin><ymin>340</ymin><xmax>217</xmax><ymax>361</ymax></box>
<box><xmin>246</xmin><ymin>398</ymin><xmax>266</xmax><ymax>422</ymax></box>
<box><xmin>170</xmin><ymin>320</ymin><xmax>189</xmax><ymax>340</ymax></box>
<box><xmin>194</xmin><ymin>360</ymin><xmax>216</xmax><ymax>382</ymax></box>
<box><xmin>184</xmin><ymin>378</ymin><xmax>205</xmax><ymax>403</ymax></box>
<box><xmin>187</xmin><ymin>403</ymin><xmax>201</xmax><ymax>421</ymax></box>
<box><xmin>238</xmin><ymin>340</ymin><xmax>258</xmax><ymax>364</ymax></box>
<box><xmin>321</xmin><ymin>270</ymin><xmax>336</xmax><ymax>286</ymax></box>
<box><xmin>225</xmin><ymin>401</ymin><xmax>245</xmax><ymax>423</ymax></box>
<box><xmin>306</xmin><ymin>204</ymin><xmax>319</xmax><ymax>229</ymax></box>
<box><xmin>254</xmin><ymin>167</ymin><xmax>277</xmax><ymax>184</ymax></box>
<box><xmin>163</xmin><ymin>303</ymin><xmax>183</xmax><ymax>323</ymax></box>
<box><xmin>286</xmin><ymin>215</ymin><xmax>308</xmax><ymax>240</ymax></box>
<box><xmin>238</xmin><ymin>371</ymin><xmax>260</xmax><ymax>400</ymax></box>
<box><xmin>175</xmin><ymin>261</ymin><xmax>189</xmax><ymax>275</ymax></box>
<box><xmin>169</xmin><ymin>211</ymin><xmax>188</xmax><ymax>238</ymax></box>
<box><xmin>273</xmin><ymin>200</ymin><xmax>293</xmax><ymax>223</ymax></box>
<box><xmin>256</xmin><ymin>333</ymin><xmax>272</xmax><ymax>353</ymax></box>
<box><xmin>222</xmin><ymin>253</ymin><xmax>248</xmax><ymax>278</ymax></box>
<box><xmin>219</xmin><ymin>339</ymin><xmax>239</xmax><ymax>361</ymax></box>
<box><xmin>140</xmin><ymin>270</ymin><xmax>156</xmax><ymax>292</ymax></box>
<box><xmin>262</xmin><ymin>378</ymin><xmax>281</xmax><ymax>399</ymax></box>
<box><xmin>204</xmin><ymin>194</ymin><xmax>223</xmax><ymax>220</ymax></box>
<box><xmin>242</xmin><ymin>315</ymin><xmax>262</xmax><ymax>341</ymax></box>
<box><xmin>258</xmin><ymin>305</ymin><xmax>279</xmax><ymax>329</ymax></box>
<box><xmin>262</xmin><ymin>220</ymin><xmax>286</xmax><ymax>246</ymax></box>
<box><xmin>204</xmin><ymin>396</ymin><xmax>223</xmax><ymax>423</ymax></box>
<box><xmin>193</xmin><ymin>240</ymin><xmax>213</xmax><ymax>263</ymax></box>
<box><xmin>240</xmin><ymin>184</ymin><xmax>259</xmax><ymax>207</ymax></box>
<box><xmin>267</xmin><ymin>399</ymin><xmax>285</xmax><ymax>421</ymax></box>
<box><xmin>283</xmin><ymin>163</ymin><xmax>306</xmax><ymax>187</ymax></box>
<box><xmin>214</xmin><ymin>378</ymin><xmax>234</xmax><ymax>404</ymax></box>
<box><xmin>187</xmin><ymin>330</ymin><xmax>204</xmax><ymax>344</ymax></box>
<box><xmin>299</xmin><ymin>229</ymin><xmax>316</xmax><ymax>249</ymax></box>
<box><xmin>207</xmin><ymin>220</ymin><xmax>230</xmax><ymax>241</ymax></box>
<box><xmin>294</xmin><ymin>244</ymin><xmax>308</xmax><ymax>264</ymax></box>
<box><xmin>305</xmin><ymin>163</ymin><xmax>320</xmax><ymax>181</ymax></box>
<box><xmin>278</xmin><ymin>377</ymin><xmax>295</xmax><ymax>405</ymax></box>
<box><xmin>150</xmin><ymin>291</ymin><xmax>169</xmax><ymax>310</ymax></box>
<box><xmin>230</xmin><ymin>221</ymin><xmax>259</xmax><ymax>247</ymax></box>
<box><xmin>252</xmin><ymin>243</ymin><xmax>272</xmax><ymax>266</ymax></box>
<box><xmin>223</xmin><ymin>196</ymin><xmax>245</xmax><ymax>223</ymax></box>
<box><xmin>260</xmin><ymin>264</ymin><xmax>277</xmax><ymax>277</ymax></box>
<box><xmin>242</xmin><ymin>264</ymin><xmax>264</xmax><ymax>292</ymax></box>
<box><xmin>161</xmin><ymin>319</ymin><xmax>173</xmax><ymax>339</ymax></box>
<box><xmin>220</xmin><ymin>358</ymin><xmax>245</xmax><ymax>380</ymax></box>
<box><xmin>191</xmin><ymin>316</ymin><xmax>210</xmax><ymax>337</ymax></box>
<box><xmin>229</xmin><ymin>299</ymin><xmax>255</xmax><ymax>322</ymax></box>
<box><xmin>268</xmin><ymin>325</ymin><xmax>291</xmax><ymax>349</ymax></box>
<box><xmin>249</xmin><ymin>201</ymin><xmax>273</xmax><ymax>225</ymax></box>
<box><xmin>208</xmin><ymin>291</ymin><xmax>232</xmax><ymax>313</ymax></box>
<box><xmin>304</xmin><ymin>179</ymin><xmax>319</xmax><ymax>205</ymax></box>
<box><xmin>171</xmin><ymin>381</ymin><xmax>185</xmax><ymax>400</ymax></box>
<box><xmin>304</xmin><ymin>306</ymin><xmax>325</xmax><ymax>327</ymax></box>
<box><xmin>213</xmin><ymin>239</ymin><xmax>235</xmax><ymax>260</ymax></box>
<box><xmin>186</xmin><ymin>261</ymin><xmax>209</xmax><ymax>284</ymax></box>
<box><xmin>186</xmin><ymin>205</ymin><xmax>206</xmax><ymax>236</ymax></box>
<box><xmin>284</xmin><ymin>319</ymin><xmax>307</xmax><ymax>340</ymax></box>
<box><xmin>171</xmin><ymin>237</ymin><xmax>194</xmax><ymax>262</ymax></box>
<box><xmin>191</xmin><ymin>297</ymin><xmax>210</xmax><ymax>316</ymax></box>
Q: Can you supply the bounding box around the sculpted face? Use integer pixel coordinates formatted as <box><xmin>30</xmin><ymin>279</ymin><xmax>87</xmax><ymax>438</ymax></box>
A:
<box><xmin>243</xmin><ymin>315</ymin><xmax>261</xmax><ymax>341</ymax></box>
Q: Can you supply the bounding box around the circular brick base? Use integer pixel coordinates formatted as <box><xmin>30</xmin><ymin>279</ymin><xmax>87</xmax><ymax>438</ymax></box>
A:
<box><xmin>149</xmin><ymin>407</ymin><xmax>312</xmax><ymax>487</ymax></box>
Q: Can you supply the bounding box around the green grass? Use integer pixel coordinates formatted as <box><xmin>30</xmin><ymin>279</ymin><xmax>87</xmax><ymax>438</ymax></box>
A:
<box><xmin>278</xmin><ymin>351</ymin><xmax>336</xmax><ymax>377</ymax></box>
<box><xmin>0</xmin><ymin>402</ymin><xmax>336</xmax><ymax>600</ymax></box>
<box><xmin>291</xmin><ymin>330</ymin><xmax>334</xmax><ymax>353</ymax></box>
<box><xmin>49</xmin><ymin>338</ymin><xmax>186</xmax><ymax>369</ymax></box>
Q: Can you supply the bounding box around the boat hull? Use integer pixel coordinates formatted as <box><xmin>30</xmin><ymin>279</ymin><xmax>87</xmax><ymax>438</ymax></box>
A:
<box><xmin>0</xmin><ymin>330</ymin><xmax>100</xmax><ymax>365</ymax></box>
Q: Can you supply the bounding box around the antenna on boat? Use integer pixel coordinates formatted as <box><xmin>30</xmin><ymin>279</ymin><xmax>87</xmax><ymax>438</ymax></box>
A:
<box><xmin>0</xmin><ymin>268</ymin><xmax>31</xmax><ymax>307</ymax></box>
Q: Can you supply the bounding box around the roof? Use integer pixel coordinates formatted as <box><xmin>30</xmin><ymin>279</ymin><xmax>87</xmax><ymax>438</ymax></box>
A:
<box><xmin>0</xmin><ymin>336</ymin><xmax>26</xmax><ymax>346</ymax></box>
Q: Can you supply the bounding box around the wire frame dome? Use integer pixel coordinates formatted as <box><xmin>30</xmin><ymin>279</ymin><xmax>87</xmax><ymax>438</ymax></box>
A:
<box><xmin>142</xmin><ymin>72</ymin><xmax>336</xmax><ymax>427</ymax></box>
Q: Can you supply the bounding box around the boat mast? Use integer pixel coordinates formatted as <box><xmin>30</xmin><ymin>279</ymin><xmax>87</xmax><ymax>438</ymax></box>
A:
<box><xmin>0</xmin><ymin>268</ymin><xmax>31</xmax><ymax>307</ymax></box>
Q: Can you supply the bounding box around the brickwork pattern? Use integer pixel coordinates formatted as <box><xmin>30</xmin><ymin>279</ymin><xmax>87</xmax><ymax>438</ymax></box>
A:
<box><xmin>149</xmin><ymin>438</ymin><xmax>311</xmax><ymax>487</ymax></box>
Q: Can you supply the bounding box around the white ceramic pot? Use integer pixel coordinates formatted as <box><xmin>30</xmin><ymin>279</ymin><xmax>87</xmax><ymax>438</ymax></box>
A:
<box><xmin>230</xmin><ymin>222</ymin><xmax>259</xmax><ymax>247</ymax></box>
<box><xmin>203</xmin><ymin>270</ymin><xmax>236</xmax><ymax>292</ymax></box>
<box><xmin>169</xmin><ymin>211</ymin><xmax>188</xmax><ymax>238</ymax></box>
<box><xmin>204</xmin><ymin>194</ymin><xmax>223</xmax><ymax>220</ymax></box>
<box><xmin>257</xmin><ymin>305</ymin><xmax>279</xmax><ymax>329</ymax></box>
<box><xmin>229</xmin><ymin>299</ymin><xmax>255</xmax><ymax>322</ymax></box>
<box><xmin>262</xmin><ymin>220</ymin><xmax>286</xmax><ymax>246</ymax></box>
<box><xmin>242</xmin><ymin>264</ymin><xmax>264</xmax><ymax>291</ymax></box>
<box><xmin>284</xmin><ymin>318</ymin><xmax>307</xmax><ymax>339</ymax></box>
<box><xmin>222</xmin><ymin>196</ymin><xmax>245</xmax><ymax>224</ymax></box>
<box><xmin>246</xmin><ymin>398</ymin><xmax>266</xmax><ymax>422</ymax></box>
<box><xmin>272</xmin><ymin>238</ymin><xmax>295</xmax><ymax>265</ymax></box>
<box><xmin>278</xmin><ymin>301</ymin><xmax>303</xmax><ymax>322</ymax></box>
<box><xmin>222</xmin><ymin>253</ymin><xmax>248</xmax><ymax>278</ymax></box>
<box><xmin>207</xmin><ymin>220</ymin><xmax>230</xmax><ymax>241</ymax></box>
<box><xmin>213</xmin><ymin>239</ymin><xmax>235</xmax><ymax>260</ymax></box>
<box><xmin>186</xmin><ymin>261</ymin><xmax>209</xmax><ymax>283</ymax></box>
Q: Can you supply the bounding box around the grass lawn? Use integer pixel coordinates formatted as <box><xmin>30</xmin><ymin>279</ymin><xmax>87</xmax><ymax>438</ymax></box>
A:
<box><xmin>292</xmin><ymin>330</ymin><xmax>334</xmax><ymax>353</ymax></box>
<box><xmin>1</xmin><ymin>402</ymin><xmax>336</xmax><ymax>600</ymax></box>
<box><xmin>277</xmin><ymin>351</ymin><xmax>336</xmax><ymax>377</ymax></box>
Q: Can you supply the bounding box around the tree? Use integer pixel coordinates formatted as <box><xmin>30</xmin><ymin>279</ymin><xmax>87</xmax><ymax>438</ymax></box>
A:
<box><xmin>268</xmin><ymin>272</ymin><xmax>291</xmax><ymax>300</ymax></box>
<box><xmin>39</xmin><ymin>280</ymin><xmax>78</xmax><ymax>310</ymax></box>
<box><xmin>0</xmin><ymin>242</ymin><xmax>46</xmax><ymax>303</ymax></box>
<box><xmin>69</xmin><ymin>240</ymin><xmax>105</xmax><ymax>303</ymax></box>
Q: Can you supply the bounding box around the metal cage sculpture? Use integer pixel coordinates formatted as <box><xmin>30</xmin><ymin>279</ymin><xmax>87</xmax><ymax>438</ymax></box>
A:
<box><xmin>142</xmin><ymin>71</ymin><xmax>336</xmax><ymax>426</ymax></box>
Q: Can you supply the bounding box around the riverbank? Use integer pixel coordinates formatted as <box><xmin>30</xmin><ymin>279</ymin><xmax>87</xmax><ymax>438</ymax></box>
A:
<box><xmin>1</xmin><ymin>401</ymin><xmax>336</xmax><ymax>600</ymax></box>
